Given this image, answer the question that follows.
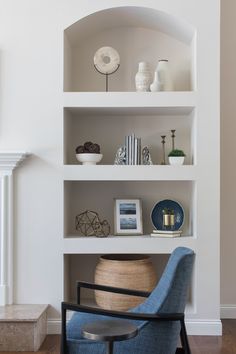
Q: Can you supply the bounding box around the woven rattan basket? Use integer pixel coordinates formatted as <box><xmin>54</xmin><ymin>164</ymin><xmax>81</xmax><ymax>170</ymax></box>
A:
<box><xmin>94</xmin><ymin>254</ymin><xmax>157</xmax><ymax>311</ymax></box>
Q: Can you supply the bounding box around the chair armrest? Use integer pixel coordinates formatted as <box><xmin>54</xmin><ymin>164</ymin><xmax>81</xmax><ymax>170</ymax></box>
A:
<box><xmin>76</xmin><ymin>281</ymin><xmax>151</xmax><ymax>304</ymax></box>
<box><xmin>62</xmin><ymin>302</ymin><xmax>184</xmax><ymax>322</ymax></box>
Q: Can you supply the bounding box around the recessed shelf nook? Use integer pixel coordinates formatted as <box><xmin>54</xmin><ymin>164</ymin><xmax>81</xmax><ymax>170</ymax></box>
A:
<box><xmin>64</xmin><ymin>180</ymin><xmax>195</xmax><ymax>239</ymax></box>
<box><xmin>64</xmin><ymin>6</ymin><xmax>196</xmax><ymax>92</ymax></box>
<box><xmin>63</xmin><ymin>253</ymin><xmax>195</xmax><ymax>316</ymax></box>
<box><xmin>63</xmin><ymin>104</ymin><xmax>196</xmax><ymax>166</ymax></box>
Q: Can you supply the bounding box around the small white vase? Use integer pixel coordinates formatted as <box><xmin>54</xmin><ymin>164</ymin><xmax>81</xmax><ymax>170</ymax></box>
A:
<box><xmin>155</xmin><ymin>60</ymin><xmax>173</xmax><ymax>91</ymax></box>
<box><xmin>135</xmin><ymin>62</ymin><xmax>152</xmax><ymax>92</ymax></box>
<box><xmin>150</xmin><ymin>71</ymin><xmax>162</xmax><ymax>92</ymax></box>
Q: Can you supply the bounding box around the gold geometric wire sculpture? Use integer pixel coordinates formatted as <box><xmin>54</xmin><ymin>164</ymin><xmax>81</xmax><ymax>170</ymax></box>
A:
<box><xmin>75</xmin><ymin>210</ymin><xmax>110</xmax><ymax>238</ymax></box>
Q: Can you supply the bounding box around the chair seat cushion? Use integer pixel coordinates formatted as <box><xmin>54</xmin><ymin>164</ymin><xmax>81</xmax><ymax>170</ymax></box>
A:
<box><xmin>67</xmin><ymin>314</ymin><xmax>179</xmax><ymax>354</ymax></box>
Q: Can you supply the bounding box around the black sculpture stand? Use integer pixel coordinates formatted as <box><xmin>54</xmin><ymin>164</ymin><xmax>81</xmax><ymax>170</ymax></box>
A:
<box><xmin>94</xmin><ymin>64</ymin><xmax>120</xmax><ymax>92</ymax></box>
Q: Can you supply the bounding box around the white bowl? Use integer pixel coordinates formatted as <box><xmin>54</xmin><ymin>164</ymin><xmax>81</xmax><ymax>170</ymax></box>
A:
<box><xmin>76</xmin><ymin>153</ymin><xmax>103</xmax><ymax>165</ymax></box>
<box><xmin>168</xmin><ymin>156</ymin><xmax>185</xmax><ymax>165</ymax></box>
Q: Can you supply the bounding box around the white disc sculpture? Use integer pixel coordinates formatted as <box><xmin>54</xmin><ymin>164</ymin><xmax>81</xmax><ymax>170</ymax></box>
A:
<box><xmin>94</xmin><ymin>46</ymin><xmax>120</xmax><ymax>74</ymax></box>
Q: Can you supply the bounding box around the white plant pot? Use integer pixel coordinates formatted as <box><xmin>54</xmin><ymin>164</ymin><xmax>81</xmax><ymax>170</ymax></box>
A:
<box><xmin>168</xmin><ymin>156</ymin><xmax>185</xmax><ymax>165</ymax></box>
<box><xmin>76</xmin><ymin>153</ymin><xmax>103</xmax><ymax>165</ymax></box>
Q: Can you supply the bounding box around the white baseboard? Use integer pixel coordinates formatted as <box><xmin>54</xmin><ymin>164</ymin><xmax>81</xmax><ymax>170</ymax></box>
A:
<box><xmin>47</xmin><ymin>319</ymin><xmax>61</xmax><ymax>334</ymax></box>
<box><xmin>221</xmin><ymin>304</ymin><xmax>236</xmax><ymax>319</ymax></box>
<box><xmin>47</xmin><ymin>319</ymin><xmax>222</xmax><ymax>336</ymax></box>
<box><xmin>186</xmin><ymin>320</ymin><xmax>222</xmax><ymax>335</ymax></box>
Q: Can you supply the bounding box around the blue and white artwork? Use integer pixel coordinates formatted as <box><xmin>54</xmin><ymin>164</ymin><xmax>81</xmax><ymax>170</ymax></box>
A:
<box><xmin>120</xmin><ymin>203</ymin><xmax>136</xmax><ymax>215</ymax></box>
<box><xmin>120</xmin><ymin>217</ymin><xmax>137</xmax><ymax>230</ymax></box>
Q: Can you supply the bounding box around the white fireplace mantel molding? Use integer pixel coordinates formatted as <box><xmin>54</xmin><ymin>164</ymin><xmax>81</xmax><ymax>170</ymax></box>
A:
<box><xmin>0</xmin><ymin>151</ymin><xmax>29</xmax><ymax>306</ymax></box>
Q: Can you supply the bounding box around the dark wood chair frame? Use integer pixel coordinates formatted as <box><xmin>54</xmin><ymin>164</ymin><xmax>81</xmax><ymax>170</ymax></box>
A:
<box><xmin>61</xmin><ymin>281</ymin><xmax>191</xmax><ymax>354</ymax></box>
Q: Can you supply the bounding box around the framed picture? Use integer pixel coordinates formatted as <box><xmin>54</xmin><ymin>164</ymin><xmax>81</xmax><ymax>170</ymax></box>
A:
<box><xmin>114</xmin><ymin>199</ymin><xmax>143</xmax><ymax>235</ymax></box>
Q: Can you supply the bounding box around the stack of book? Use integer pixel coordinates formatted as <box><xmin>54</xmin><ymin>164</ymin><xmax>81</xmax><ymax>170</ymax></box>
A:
<box><xmin>125</xmin><ymin>134</ymin><xmax>141</xmax><ymax>165</ymax></box>
<box><xmin>150</xmin><ymin>230</ymin><xmax>182</xmax><ymax>238</ymax></box>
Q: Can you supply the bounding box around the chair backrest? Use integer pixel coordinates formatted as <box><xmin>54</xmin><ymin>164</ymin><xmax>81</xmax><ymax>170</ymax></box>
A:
<box><xmin>133</xmin><ymin>247</ymin><xmax>194</xmax><ymax>314</ymax></box>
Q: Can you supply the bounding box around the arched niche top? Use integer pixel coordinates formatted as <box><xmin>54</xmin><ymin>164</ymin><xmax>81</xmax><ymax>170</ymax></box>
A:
<box><xmin>64</xmin><ymin>6</ymin><xmax>195</xmax><ymax>46</ymax></box>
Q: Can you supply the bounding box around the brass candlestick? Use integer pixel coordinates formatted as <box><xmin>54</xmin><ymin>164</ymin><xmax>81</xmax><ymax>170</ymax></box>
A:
<box><xmin>162</xmin><ymin>208</ymin><xmax>175</xmax><ymax>230</ymax></box>
<box><xmin>161</xmin><ymin>135</ymin><xmax>166</xmax><ymax>165</ymax></box>
<box><xmin>171</xmin><ymin>129</ymin><xmax>176</xmax><ymax>151</ymax></box>
<box><xmin>163</xmin><ymin>214</ymin><xmax>175</xmax><ymax>227</ymax></box>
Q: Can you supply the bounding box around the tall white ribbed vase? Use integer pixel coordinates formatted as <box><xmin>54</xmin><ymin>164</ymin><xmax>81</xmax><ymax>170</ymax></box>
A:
<box><xmin>135</xmin><ymin>62</ymin><xmax>152</xmax><ymax>92</ymax></box>
<box><xmin>155</xmin><ymin>59</ymin><xmax>173</xmax><ymax>91</ymax></box>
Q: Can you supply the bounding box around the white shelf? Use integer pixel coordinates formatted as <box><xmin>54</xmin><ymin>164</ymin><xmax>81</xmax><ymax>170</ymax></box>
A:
<box><xmin>63</xmin><ymin>165</ymin><xmax>197</xmax><ymax>181</ymax></box>
<box><xmin>63</xmin><ymin>235</ymin><xmax>196</xmax><ymax>254</ymax></box>
<box><xmin>63</xmin><ymin>92</ymin><xmax>196</xmax><ymax>113</ymax></box>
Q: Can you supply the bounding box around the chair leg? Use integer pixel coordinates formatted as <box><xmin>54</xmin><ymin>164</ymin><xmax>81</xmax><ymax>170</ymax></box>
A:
<box><xmin>106</xmin><ymin>341</ymin><xmax>114</xmax><ymax>354</ymax></box>
<box><xmin>61</xmin><ymin>307</ymin><xmax>67</xmax><ymax>354</ymax></box>
<box><xmin>180</xmin><ymin>320</ymin><xmax>191</xmax><ymax>354</ymax></box>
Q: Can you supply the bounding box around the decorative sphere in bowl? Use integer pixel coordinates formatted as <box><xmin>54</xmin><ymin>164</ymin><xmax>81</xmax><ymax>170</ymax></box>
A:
<box><xmin>76</xmin><ymin>153</ymin><xmax>103</xmax><ymax>165</ymax></box>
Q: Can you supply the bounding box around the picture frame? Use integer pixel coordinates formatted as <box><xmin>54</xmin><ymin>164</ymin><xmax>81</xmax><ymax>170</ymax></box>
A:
<box><xmin>114</xmin><ymin>199</ymin><xmax>143</xmax><ymax>235</ymax></box>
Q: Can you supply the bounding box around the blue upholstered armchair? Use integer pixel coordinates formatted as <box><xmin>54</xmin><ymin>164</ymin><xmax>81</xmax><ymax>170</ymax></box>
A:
<box><xmin>61</xmin><ymin>247</ymin><xmax>194</xmax><ymax>354</ymax></box>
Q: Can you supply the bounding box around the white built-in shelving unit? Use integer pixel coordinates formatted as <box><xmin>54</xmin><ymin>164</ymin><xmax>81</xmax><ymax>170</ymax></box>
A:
<box><xmin>62</xmin><ymin>3</ymin><xmax>220</xmax><ymax>335</ymax></box>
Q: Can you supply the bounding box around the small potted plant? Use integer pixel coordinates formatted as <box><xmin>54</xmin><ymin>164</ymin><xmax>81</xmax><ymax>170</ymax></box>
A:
<box><xmin>168</xmin><ymin>149</ymin><xmax>185</xmax><ymax>165</ymax></box>
<box><xmin>75</xmin><ymin>141</ymin><xmax>103</xmax><ymax>165</ymax></box>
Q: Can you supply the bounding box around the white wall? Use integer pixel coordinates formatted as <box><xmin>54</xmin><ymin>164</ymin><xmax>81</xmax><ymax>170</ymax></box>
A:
<box><xmin>0</xmin><ymin>0</ymin><xmax>64</xmax><ymax>319</ymax></box>
<box><xmin>0</xmin><ymin>0</ymin><xmax>221</xmax><ymax>329</ymax></box>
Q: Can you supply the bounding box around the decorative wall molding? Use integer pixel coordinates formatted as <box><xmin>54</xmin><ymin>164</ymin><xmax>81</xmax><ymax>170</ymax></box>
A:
<box><xmin>221</xmin><ymin>304</ymin><xmax>236</xmax><ymax>319</ymax></box>
<box><xmin>47</xmin><ymin>319</ymin><xmax>222</xmax><ymax>336</ymax></box>
<box><xmin>0</xmin><ymin>151</ymin><xmax>28</xmax><ymax>174</ymax></box>
<box><xmin>0</xmin><ymin>151</ymin><xmax>29</xmax><ymax>306</ymax></box>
